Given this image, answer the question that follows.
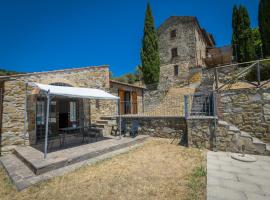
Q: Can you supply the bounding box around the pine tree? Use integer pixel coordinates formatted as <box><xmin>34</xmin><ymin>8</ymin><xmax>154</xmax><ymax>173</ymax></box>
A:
<box><xmin>140</xmin><ymin>2</ymin><xmax>160</xmax><ymax>85</ymax></box>
<box><xmin>232</xmin><ymin>5</ymin><xmax>255</xmax><ymax>63</ymax></box>
<box><xmin>259</xmin><ymin>0</ymin><xmax>270</xmax><ymax>57</ymax></box>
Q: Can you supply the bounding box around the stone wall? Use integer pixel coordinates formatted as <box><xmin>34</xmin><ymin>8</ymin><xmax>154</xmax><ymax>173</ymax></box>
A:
<box><xmin>157</xmin><ymin>16</ymin><xmax>208</xmax><ymax>86</ymax></box>
<box><xmin>1</xmin><ymin>66</ymin><xmax>110</xmax><ymax>154</ymax></box>
<box><xmin>218</xmin><ymin>88</ymin><xmax>270</xmax><ymax>139</ymax></box>
<box><xmin>121</xmin><ymin>116</ymin><xmax>187</xmax><ymax>139</ymax></box>
<box><xmin>187</xmin><ymin>118</ymin><xmax>216</xmax><ymax>149</ymax></box>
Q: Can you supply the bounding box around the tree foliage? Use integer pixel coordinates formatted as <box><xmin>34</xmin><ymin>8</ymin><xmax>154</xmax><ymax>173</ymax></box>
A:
<box><xmin>259</xmin><ymin>0</ymin><xmax>270</xmax><ymax>57</ymax></box>
<box><xmin>251</xmin><ymin>28</ymin><xmax>263</xmax><ymax>59</ymax></box>
<box><xmin>232</xmin><ymin>5</ymin><xmax>255</xmax><ymax>63</ymax></box>
<box><xmin>113</xmin><ymin>66</ymin><xmax>142</xmax><ymax>84</ymax></box>
<box><xmin>0</xmin><ymin>69</ymin><xmax>20</xmax><ymax>76</ymax></box>
<box><xmin>140</xmin><ymin>2</ymin><xmax>160</xmax><ymax>85</ymax></box>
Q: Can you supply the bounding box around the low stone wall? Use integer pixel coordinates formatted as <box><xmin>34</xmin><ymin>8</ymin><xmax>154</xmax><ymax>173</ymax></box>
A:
<box><xmin>187</xmin><ymin>118</ymin><xmax>238</xmax><ymax>152</ymax></box>
<box><xmin>187</xmin><ymin>118</ymin><xmax>216</xmax><ymax>150</ymax></box>
<box><xmin>218</xmin><ymin>87</ymin><xmax>270</xmax><ymax>139</ymax></box>
<box><xmin>120</xmin><ymin>116</ymin><xmax>187</xmax><ymax>139</ymax></box>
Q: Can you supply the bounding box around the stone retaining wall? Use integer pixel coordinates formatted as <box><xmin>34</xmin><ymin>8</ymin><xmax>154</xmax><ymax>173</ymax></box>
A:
<box><xmin>120</xmin><ymin>116</ymin><xmax>187</xmax><ymax>139</ymax></box>
<box><xmin>187</xmin><ymin>118</ymin><xmax>216</xmax><ymax>150</ymax></box>
<box><xmin>218</xmin><ymin>88</ymin><xmax>270</xmax><ymax>139</ymax></box>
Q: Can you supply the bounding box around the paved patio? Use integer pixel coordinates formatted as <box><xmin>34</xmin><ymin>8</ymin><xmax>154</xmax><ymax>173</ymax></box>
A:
<box><xmin>0</xmin><ymin>135</ymin><xmax>149</xmax><ymax>190</ymax></box>
<box><xmin>207</xmin><ymin>151</ymin><xmax>270</xmax><ymax>200</ymax></box>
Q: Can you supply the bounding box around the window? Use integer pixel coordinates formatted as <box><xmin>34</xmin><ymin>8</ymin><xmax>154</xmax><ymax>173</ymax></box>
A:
<box><xmin>171</xmin><ymin>48</ymin><xmax>178</xmax><ymax>58</ymax></box>
<box><xmin>69</xmin><ymin>101</ymin><xmax>77</xmax><ymax>122</ymax></box>
<box><xmin>170</xmin><ymin>30</ymin><xmax>176</xmax><ymax>39</ymax></box>
<box><xmin>37</xmin><ymin>101</ymin><xmax>45</xmax><ymax>125</ymax></box>
<box><xmin>174</xmin><ymin>65</ymin><xmax>179</xmax><ymax>76</ymax></box>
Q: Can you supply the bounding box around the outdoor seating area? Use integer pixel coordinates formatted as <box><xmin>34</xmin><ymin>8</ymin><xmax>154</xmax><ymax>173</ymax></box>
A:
<box><xmin>111</xmin><ymin>120</ymin><xmax>139</xmax><ymax>138</ymax></box>
<box><xmin>24</xmin><ymin>82</ymin><xmax>121</xmax><ymax>158</ymax></box>
<box><xmin>32</xmin><ymin>125</ymin><xmax>106</xmax><ymax>153</ymax></box>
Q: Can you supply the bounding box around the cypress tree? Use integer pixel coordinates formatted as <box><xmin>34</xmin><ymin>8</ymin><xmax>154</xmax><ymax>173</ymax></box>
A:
<box><xmin>259</xmin><ymin>0</ymin><xmax>270</xmax><ymax>57</ymax></box>
<box><xmin>140</xmin><ymin>2</ymin><xmax>160</xmax><ymax>85</ymax></box>
<box><xmin>239</xmin><ymin>5</ymin><xmax>255</xmax><ymax>62</ymax></box>
<box><xmin>232</xmin><ymin>5</ymin><xmax>255</xmax><ymax>63</ymax></box>
<box><xmin>232</xmin><ymin>5</ymin><xmax>240</xmax><ymax>62</ymax></box>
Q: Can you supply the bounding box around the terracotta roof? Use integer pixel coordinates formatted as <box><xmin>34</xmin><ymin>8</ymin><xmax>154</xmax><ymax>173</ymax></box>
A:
<box><xmin>110</xmin><ymin>80</ymin><xmax>145</xmax><ymax>89</ymax></box>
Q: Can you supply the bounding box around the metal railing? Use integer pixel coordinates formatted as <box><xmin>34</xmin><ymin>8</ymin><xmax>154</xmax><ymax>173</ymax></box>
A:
<box><xmin>184</xmin><ymin>92</ymin><xmax>217</xmax><ymax>118</ymax></box>
<box><xmin>209</xmin><ymin>58</ymin><xmax>270</xmax><ymax>91</ymax></box>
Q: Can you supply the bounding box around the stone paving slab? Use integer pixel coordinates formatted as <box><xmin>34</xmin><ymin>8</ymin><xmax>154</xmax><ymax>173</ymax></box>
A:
<box><xmin>207</xmin><ymin>151</ymin><xmax>270</xmax><ymax>200</ymax></box>
<box><xmin>0</xmin><ymin>135</ymin><xmax>148</xmax><ymax>190</ymax></box>
<box><xmin>15</xmin><ymin>135</ymin><xmax>148</xmax><ymax>175</ymax></box>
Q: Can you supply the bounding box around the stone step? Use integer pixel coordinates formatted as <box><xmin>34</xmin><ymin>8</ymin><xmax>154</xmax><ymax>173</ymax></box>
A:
<box><xmin>93</xmin><ymin>124</ymin><xmax>105</xmax><ymax>128</ymax></box>
<box><xmin>252</xmin><ymin>137</ymin><xmax>265</xmax><ymax>145</ymax></box>
<box><xmin>100</xmin><ymin>116</ymin><xmax>116</xmax><ymax>120</ymax></box>
<box><xmin>96</xmin><ymin>120</ymin><xmax>109</xmax><ymax>125</ymax></box>
<box><xmin>228</xmin><ymin>125</ymin><xmax>240</xmax><ymax>132</ymax></box>
<box><xmin>0</xmin><ymin>154</ymin><xmax>35</xmax><ymax>191</ymax></box>
<box><xmin>13</xmin><ymin>135</ymin><xmax>149</xmax><ymax>176</ymax></box>
<box><xmin>240</xmin><ymin>131</ymin><xmax>252</xmax><ymax>139</ymax></box>
<box><xmin>266</xmin><ymin>144</ymin><xmax>270</xmax><ymax>155</ymax></box>
<box><xmin>218</xmin><ymin>120</ymin><xmax>229</xmax><ymax>127</ymax></box>
<box><xmin>251</xmin><ymin>137</ymin><xmax>267</xmax><ymax>154</ymax></box>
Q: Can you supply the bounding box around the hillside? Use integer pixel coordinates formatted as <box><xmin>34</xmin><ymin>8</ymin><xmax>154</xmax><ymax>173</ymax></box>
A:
<box><xmin>0</xmin><ymin>69</ymin><xmax>20</xmax><ymax>76</ymax></box>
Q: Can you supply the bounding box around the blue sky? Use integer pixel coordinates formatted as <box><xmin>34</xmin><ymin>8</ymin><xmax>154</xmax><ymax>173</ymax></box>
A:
<box><xmin>0</xmin><ymin>0</ymin><xmax>259</xmax><ymax>76</ymax></box>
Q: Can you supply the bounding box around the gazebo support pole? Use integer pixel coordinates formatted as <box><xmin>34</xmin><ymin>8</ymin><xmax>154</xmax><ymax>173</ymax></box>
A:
<box><xmin>118</xmin><ymin>99</ymin><xmax>121</xmax><ymax>139</ymax></box>
<box><xmin>44</xmin><ymin>90</ymin><xmax>50</xmax><ymax>159</ymax></box>
<box><xmin>24</xmin><ymin>82</ymin><xmax>28</xmax><ymax>145</ymax></box>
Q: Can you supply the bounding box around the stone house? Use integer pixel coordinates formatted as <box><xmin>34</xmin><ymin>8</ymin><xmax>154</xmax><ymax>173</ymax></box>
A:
<box><xmin>157</xmin><ymin>16</ymin><xmax>215</xmax><ymax>86</ymax></box>
<box><xmin>0</xmin><ymin>66</ymin><xmax>144</xmax><ymax>155</ymax></box>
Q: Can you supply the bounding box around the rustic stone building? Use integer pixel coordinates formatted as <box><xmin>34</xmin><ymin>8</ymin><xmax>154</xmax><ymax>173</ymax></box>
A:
<box><xmin>157</xmin><ymin>16</ymin><xmax>215</xmax><ymax>86</ymax></box>
<box><xmin>0</xmin><ymin>66</ymin><xmax>144</xmax><ymax>155</ymax></box>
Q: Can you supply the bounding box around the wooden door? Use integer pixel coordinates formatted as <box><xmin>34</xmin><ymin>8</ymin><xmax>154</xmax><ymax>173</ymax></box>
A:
<box><xmin>132</xmin><ymin>91</ymin><xmax>138</xmax><ymax>114</ymax></box>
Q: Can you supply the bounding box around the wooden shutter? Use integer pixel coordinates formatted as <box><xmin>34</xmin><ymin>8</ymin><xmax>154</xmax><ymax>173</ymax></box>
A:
<box><xmin>119</xmin><ymin>90</ymin><xmax>125</xmax><ymax>114</ymax></box>
<box><xmin>132</xmin><ymin>91</ymin><xmax>138</xmax><ymax>114</ymax></box>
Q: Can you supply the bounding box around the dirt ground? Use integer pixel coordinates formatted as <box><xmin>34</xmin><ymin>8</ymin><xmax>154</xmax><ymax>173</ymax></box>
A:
<box><xmin>0</xmin><ymin>138</ymin><xmax>206</xmax><ymax>200</ymax></box>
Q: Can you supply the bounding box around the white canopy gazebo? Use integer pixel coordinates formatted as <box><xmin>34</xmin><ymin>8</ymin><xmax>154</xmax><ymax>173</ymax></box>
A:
<box><xmin>24</xmin><ymin>82</ymin><xmax>121</xmax><ymax>159</ymax></box>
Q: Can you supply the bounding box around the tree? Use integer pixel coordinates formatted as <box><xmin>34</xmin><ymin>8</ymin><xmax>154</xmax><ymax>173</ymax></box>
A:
<box><xmin>231</xmin><ymin>5</ymin><xmax>255</xmax><ymax>63</ymax></box>
<box><xmin>140</xmin><ymin>2</ymin><xmax>160</xmax><ymax>85</ymax></box>
<box><xmin>259</xmin><ymin>0</ymin><xmax>270</xmax><ymax>57</ymax></box>
<box><xmin>251</xmin><ymin>28</ymin><xmax>263</xmax><ymax>58</ymax></box>
<box><xmin>232</xmin><ymin>5</ymin><xmax>240</xmax><ymax>61</ymax></box>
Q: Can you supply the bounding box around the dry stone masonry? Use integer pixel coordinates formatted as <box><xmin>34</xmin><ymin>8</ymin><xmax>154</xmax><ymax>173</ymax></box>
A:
<box><xmin>1</xmin><ymin>66</ymin><xmax>110</xmax><ymax>154</ymax></box>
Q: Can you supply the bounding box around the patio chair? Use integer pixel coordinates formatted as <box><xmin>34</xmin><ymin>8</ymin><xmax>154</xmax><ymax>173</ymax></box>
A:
<box><xmin>120</xmin><ymin>120</ymin><xmax>127</xmax><ymax>136</ymax></box>
<box><xmin>87</xmin><ymin>126</ymin><xmax>102</xmax><ymax>142</ymax></box>
<box><xmin>130</xmin><ymin>120</ymin><xmax>139</xmax><ymax>138</ymax></box>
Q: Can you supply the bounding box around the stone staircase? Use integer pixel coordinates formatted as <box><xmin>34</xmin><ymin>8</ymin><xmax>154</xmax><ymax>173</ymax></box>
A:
<box><xmin>93</xmin><ymin>116</ymin><xmax>117</xmax><ymax>135</ymax></box>
<box><xmin>217</xmin><ymin>120</ymin><xmax>270</xmax><ymax>155</ymax></box>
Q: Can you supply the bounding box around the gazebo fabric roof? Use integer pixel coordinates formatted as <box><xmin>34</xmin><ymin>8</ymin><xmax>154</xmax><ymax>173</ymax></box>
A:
<box><xmin>30</xmin><ymin>82</ymin><xmax>119</xmax><ymax>100</ymax></box>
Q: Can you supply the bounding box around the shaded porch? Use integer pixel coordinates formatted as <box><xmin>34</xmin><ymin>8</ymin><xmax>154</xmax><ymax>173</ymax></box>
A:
<box><xmin>24</xmin><ymin>82</ymin><xmax>121</xmax><ymax>158</ymax></box>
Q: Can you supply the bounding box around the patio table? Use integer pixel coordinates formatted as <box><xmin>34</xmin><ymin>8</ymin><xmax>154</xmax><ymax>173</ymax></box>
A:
<box><xmin>59</xmin><ymin>126</ymin><xmax>82</xmax><ymax>147</ymax></box>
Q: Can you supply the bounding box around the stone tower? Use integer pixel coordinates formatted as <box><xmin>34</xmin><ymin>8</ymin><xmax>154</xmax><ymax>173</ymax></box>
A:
<box><xmin>157</xmin><ymin>16</ymin><xmax>215</xmax><ymax>86</ymax></box>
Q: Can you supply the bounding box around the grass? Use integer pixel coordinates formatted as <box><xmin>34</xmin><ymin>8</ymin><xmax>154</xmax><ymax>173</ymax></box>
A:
<box><xmin>0</xmin><ymin>138</ymin><xmax>206</xmax><ymax>200</ymax></box>
<box><xmin>187</xmin><ymin>166</ymin><xmax>207</xmax><ymax>200</ymax></box>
